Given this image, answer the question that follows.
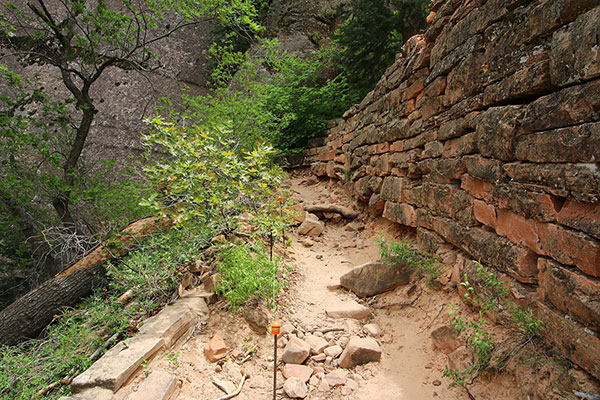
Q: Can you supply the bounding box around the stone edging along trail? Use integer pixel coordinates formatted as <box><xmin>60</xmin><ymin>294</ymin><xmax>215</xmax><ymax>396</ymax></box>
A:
<box><xmin>60</xmin><ymin>290</ymin><xmax>209</xmax><ymax>400</ymax></box>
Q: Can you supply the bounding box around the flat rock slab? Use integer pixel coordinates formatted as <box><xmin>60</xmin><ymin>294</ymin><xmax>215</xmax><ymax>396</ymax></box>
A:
<box><xmin>59</xmin><ymin>387</ymin><xmax>116</xmax><ymax>400</ymax></box>
<box><xmin>282</xmin><ymin>364</ymin><xmax>314</xmax><ymax>383</ymax></box>
<box><xmin>324</xmin><ymin>345</ymin><xmax>343</xmax><ymax>358</ymax></box>
<box><xmin>72</xmin><ymin>336</ymin><xmax>164</xmax><ymax>392</ymax></box>
<box><xmin>129</xmin><ymin>371</ymin><xmax>177</xmax><ymax>400</ymax></box>
<box><xmin>138</xmin><ymin>306</ymin><xmax>195</xmax><ymax>348</ymax></box>
<box><xmin>177</xmin><ymin>290</ymin><xmax>210</xmax><ymax>314</ymax></box>
<box><xmin>283</xmin><ymin>377</ymin><xmax>308</xmax><ymax>398</ymax></box>
<box><xmin>304</xmin><ymin>334</ymin><xmax>329</xmax><ymax>355</ymax></box>
<box><xmin>340</xmin><ymin>261</ymin><xmax>414</xmax><ymax>297</ymax></box>
<box><xmin>325</xmin><ymin>369</ymin><xmax>348</xmax><ymax>386</ymax></box>
<box><xmin>431</xmin><ymin>325</ymin><xmax>460</xmax><ymax>355</ymax></box>
<box><xmin>325</xmin><ymin>300</ymin><xmax>371</xmax><ymax>320</ymax></box>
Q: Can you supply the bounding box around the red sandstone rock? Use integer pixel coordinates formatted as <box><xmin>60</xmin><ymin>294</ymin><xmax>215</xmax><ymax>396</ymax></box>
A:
<box><xmin>537</xmin><ymin>303</ymin><xmax>600</xmax><ymax>380</ymax></box>
<box><xmin>447</xmin><ymin>345</ymin><xmax>473</xmax><ymax>371</ymax></box>
<box><xmin>557</xmin><ymin>199</ymin><xmax>600</xmax><ymax>240</ymax></box>
<box><xmin>492</xmin><ymin>184</ymin><xmax>560</xmax><ymax>222</ymax></box>
<box><xmin>515</xmin><ymin>122</ymin><xmax>600</xmax><ymax>163</ymax></box>
<box><xmin>537</xmin><ymin>223</ymin><xmax>600</xmax><ymax>277</ymax></box>
<box><xmin>503</xmin><ymin>163</ymin><xmax>599</xmax><ymax>203</ymax></box>
<box><xmin>325</xmin><ymin>301</ymin><xmax>371</xmax><ymax>320</ymax></box>
<box><xmin>538</xmin><ymin>258</ymin><xmax>600</xmax><ymax>330</ymax></box>
<box><xmin>282</xmin><ymin>337</ymin><xmax>311</xmax><ymax>364</ymax></box>
<box><xmin>550</xmin><ymin>6</ymin><xmax>600</xmax><ymax>86</ymax></box>
<box><xmin>442</xmin><ymin>132</ymin><xmax>477</xmax><ymax>158</ymax></box>
<box><xmin>204</xmin><ymin>332</ymin><xmax>228</xmax><ymax>363</ymax></box>
<box><xmin>420</xmin><ymin>183</ymin><xmax>475</xmax><ymax>226</ymax></box>
<box><xmin>340</xmin><ymin>260</ymin><xmax>414</xmax><ymax>297</ymax></box>
<box><xmin>129</xmin><ymin>371</ymin><xmax>177</xmax><ymax>400</ymax></box>
<box><xmin>426</xmin><ymin>10</ymin><xmax>436</xmax><ymax>24</ymax></box>
<box><xmin>383</xmin><ymin>202</ymin><xmax>417</xmax><ymax>227</ymax></box>
<box><xmin>282</xmin><ymin>364</ymin><xmax>313</xmax><ymax>383</ymax></box>
<box><xmin>283</xmin><ymin>377</ymin><xmax>308</xmax><ymax>398</ymax></box>
<box><xmin>460</xmin><ymin>175</ymin><xmax>494</xmax><ymax>201</ymax></box>
<box><xmin>325</xmin><ymin>369</ymin><xmax>348</xmax><ymax>387</ymax></box>
<box><xmin>476</xmin><ymin>105</ymin><xmax>523</xmax><ymax>161</ymax></box>
<box><xmin>473</xmin><ymin>200</ymin><xmax>496</xmax><ymax>229</ymax></box>
<box><xmin>495</xmin><ymin>208</ymin><xmax>543</xmax><ymax>254</ymax></box>
<box><xmin>338</xmin><ymin>337</ymin><xmax>382</xmax><ymax>368</ymax></box>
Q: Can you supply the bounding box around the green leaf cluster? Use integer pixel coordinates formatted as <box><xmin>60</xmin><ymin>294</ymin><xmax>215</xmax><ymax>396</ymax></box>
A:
<box><xmin>376</xmin><ymin>235</ymin><xmax>442</xmax><ymax>282</ymax></box>
<box><xmin>141</xmin><ymin>115</ymin><xmax>283</xmax><ymax>229</ymax></box>
<box><xmin>215</xmin><ymin>242</ymin><xmax>288</xmax><ymax>310</ymax></box>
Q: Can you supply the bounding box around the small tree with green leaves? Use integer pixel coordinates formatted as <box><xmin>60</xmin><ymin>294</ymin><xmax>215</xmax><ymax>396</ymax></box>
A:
<box><xmin>141</xmin><ymin>115</ymin><xmax>283</xmax><ymax>232</ymax></box>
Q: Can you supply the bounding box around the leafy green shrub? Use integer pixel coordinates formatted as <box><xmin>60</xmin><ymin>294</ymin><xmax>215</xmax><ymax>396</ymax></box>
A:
<box><xmin>215</xmin><ymin>243</ymin><xmax>288</xmax><ymax>310</ymax></box>
<box><xmin>263</xmin><ymin>47</ymin><xmax>361</xmax><ymax>152</ymax></box>
<box><xmin>445</xmin><ymin>260</ymin><xmax>545</xmax><ymax>387</ymax></box>
<box><xmin>377</xmin><ymin>236</ymin><xmax>441</xmax><ymax>282</ymax></box>
<box><xmin>0</xmin><ymin>220</ymin><xmax>215</xmax><ymax>398</ymax></box>
<box><xmin>141</xmin><ymin>115</ymin><xmax>283</xmax><ymax>230</ymax></box>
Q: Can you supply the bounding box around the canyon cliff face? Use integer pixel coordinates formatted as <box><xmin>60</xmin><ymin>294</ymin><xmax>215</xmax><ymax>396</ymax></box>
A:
<box><xmin>303</xmin><ymin>0</ymin><xmax>600</xmax><ymax>379</ymax></box>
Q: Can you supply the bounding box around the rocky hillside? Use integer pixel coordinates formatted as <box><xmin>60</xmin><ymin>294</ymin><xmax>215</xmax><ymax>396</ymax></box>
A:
<box><xmin>302</xmin><ymin>0</ymin><xmax>600</xmax><ymax>380</ymax></box>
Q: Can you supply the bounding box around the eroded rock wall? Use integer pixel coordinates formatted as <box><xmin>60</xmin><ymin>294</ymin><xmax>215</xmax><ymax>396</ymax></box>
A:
<box><xmin>304</xmin><ymin>0</ymin><xmax>600</xmax><ymax>378</ymax></box>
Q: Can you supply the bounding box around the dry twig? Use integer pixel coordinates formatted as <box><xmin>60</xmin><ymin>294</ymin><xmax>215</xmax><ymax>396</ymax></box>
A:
<box><xmin>215</xmin><ymin>371</ymin><xmax>249</xmax><ymax>400</ymax></box>
<box><xmin>418</xmin><ymin>306</ymin><xmax>445</xmax><ymax>334</ymax></box>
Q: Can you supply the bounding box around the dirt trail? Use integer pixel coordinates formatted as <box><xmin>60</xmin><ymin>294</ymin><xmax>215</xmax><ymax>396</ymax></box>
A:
<box><xmin>114</xmin><ymin>173</ymin><xmax>518</xmax><ymax>400</ymax></box>
<box><xmin>285</xmin><ymin>175</ymin><xmax>465</xmax><ymax>400</ymax></box>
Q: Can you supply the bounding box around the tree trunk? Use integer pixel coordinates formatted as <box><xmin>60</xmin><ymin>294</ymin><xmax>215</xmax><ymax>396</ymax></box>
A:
<box><xmin>0</xmin><ymin>263</ymin><xmax>105</xmax><ymax>345</ymax></box>
<box><xmin>0</xmin><ymin>217</ymin><xmax>170</xmax><ymax>346</ymax></box>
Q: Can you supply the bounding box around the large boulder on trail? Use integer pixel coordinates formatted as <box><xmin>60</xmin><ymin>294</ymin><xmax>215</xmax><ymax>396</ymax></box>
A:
<box><xmin>340</xmin><ymin>261</ymin><xmax>415</xmax><ymax>297</ymax></box>
<box><xmin>297</xmin><ymin>213</ymin><xmax>324</xmax><ymax>236</ymax></box>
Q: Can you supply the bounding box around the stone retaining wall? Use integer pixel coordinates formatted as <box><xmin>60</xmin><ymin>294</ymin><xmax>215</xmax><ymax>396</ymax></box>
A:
<box><xmin>303</xmin><ymin>0</ymin><xmax>600</xmax><ymax>379</ymax></box>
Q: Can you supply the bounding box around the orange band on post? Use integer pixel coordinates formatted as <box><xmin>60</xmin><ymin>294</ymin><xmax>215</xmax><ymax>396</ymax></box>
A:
<box><xmin>271</xmin><ymin>321</ymin><xmax>281</xmax><ymax>335</ymax></box>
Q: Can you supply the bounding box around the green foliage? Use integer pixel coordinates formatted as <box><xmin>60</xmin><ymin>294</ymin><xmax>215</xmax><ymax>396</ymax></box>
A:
<box><xmin>445</xmin><ymin>260</ymin><xmax>545</xmax><ymax>387</ymax></box>
<box><xmin>263</xmin><ymin>47</ymin><xmax>362</xmax><ymax>152</ymax></box>
<box><xmin>194</xmin><ymin>38</ymin><xmax>360</xmax><ymax>153</ymax></box>
<box><xmin>507</xmin><ymin>300</ymin><xmax>544</xmax><ymax>338</ymax></box>
<box><xmin>443</xmin><ymin>365</ymin><xmax>477</xmax><ymax>388</ymax></box>
<box><xmin>0</xmin><ymin>0</ymin><xmax>265</xmax><ymax>285</ymax></box>
<box><xmin>106</xmin><ymin>223</ymin><xmax>215</xmax><ymax>306</ymax></box>
<box><xmin>215</xmin><ymin>242</ymin><xmax>288</xmax><ymax>310</ymax></box>
<box><xmin>141</xmin><ymin>115</ymin><xmax>282</xmax><ymax>230</ymax></box>
<box><xmin>462</xmin><ymin>260</ymin><xmax>544</xmax><ymax>339</ymax></box>
<box><xmin>332</xmin><ymin>0</ymin><xmax>429</xmax><ymax>96</ymax></box>
<box><xmin>141</xmin><ymin>359</ymin><xmax>151</xmax><ymax>377</ymax></box>
<box><xmin>376</xmin><ymin>236</ymin><xmax>441</xmax><ymax>282</ymax></box>
<box><xmin>167</xmin><ymin>65</ymin><xmax>281</xmax><ymax>153</ymax></box>
<box><xmin>207</xmin><ymin>0</ymin><xmax>269</xmax><ymax>85</ymax></box>
<box><xmin>166</xmin><ymin>352</ymin><xmax>180</xmax><ymax>368</ymax></box>
<box><xmin>201</xmin><ymin>0</ymin><xmax>427</xmax><ymax>154</ymax></box>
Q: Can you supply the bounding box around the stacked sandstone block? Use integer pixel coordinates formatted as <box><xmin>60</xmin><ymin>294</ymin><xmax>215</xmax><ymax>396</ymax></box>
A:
<box><xmin>305</xmin><ymin>0</ymin><xmax>600</xmax><ymax>379</ymax></box>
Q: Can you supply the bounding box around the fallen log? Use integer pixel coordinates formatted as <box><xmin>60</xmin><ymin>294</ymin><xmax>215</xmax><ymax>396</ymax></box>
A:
<box><xmin>0</xmin><ymin>217</ymin><xmax>170</xmax><ymax>346</ymax></box>
<box><xmin>303</xmin><ymin>204</ymin><xmax>359</xmax><ymax>219</ymax></box>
